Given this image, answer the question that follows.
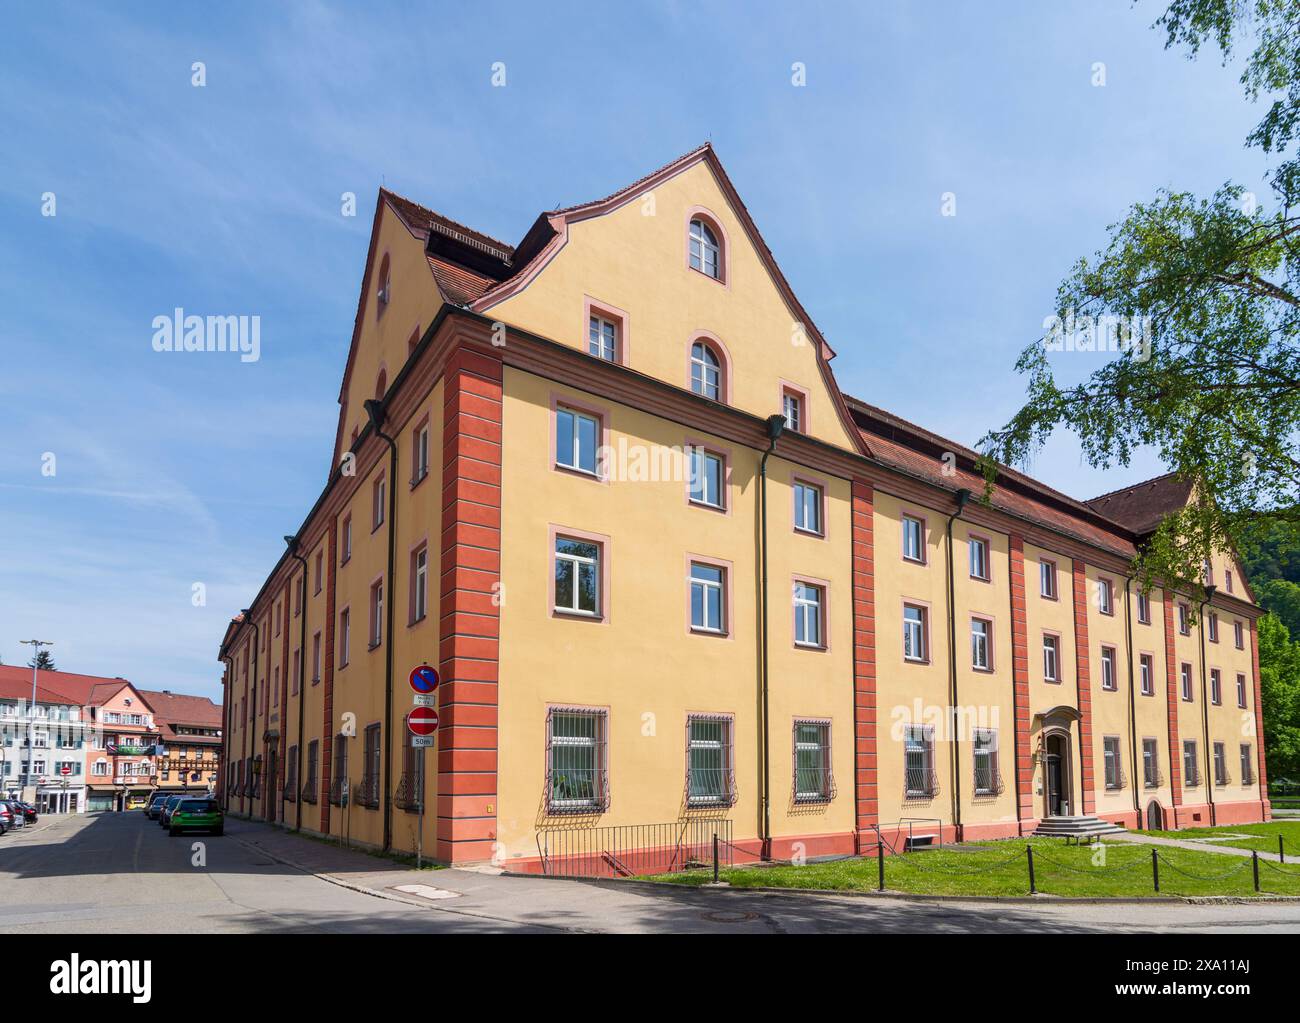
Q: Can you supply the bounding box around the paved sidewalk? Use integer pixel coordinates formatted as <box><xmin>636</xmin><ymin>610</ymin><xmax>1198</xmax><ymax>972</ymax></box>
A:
<box><xmin>1109</xmin><ymin>831</ymin><xmax>1282</xmax><ymax>862</ymax></box>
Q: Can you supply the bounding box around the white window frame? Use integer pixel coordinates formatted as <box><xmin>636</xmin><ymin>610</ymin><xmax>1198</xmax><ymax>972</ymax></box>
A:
<box><xmin>970</xmin><ymin>617</ymin><xmax>990</xmax><ymax>670</ymax></box>
<box><xmin>904</xmin><ymin>604</ymin><xmax>927</xmax><ymax>662</ymax></box>
<box><xmin>688</xmin><ymin>448</ymin><xmax>724</xmax><ymax>509</ymax></box>
<box><xmin>588</xmin><ymin>314</ymin><xmax>617</xmax><ymax>362</ymax></box>
<box><xmin>902</xmin><ymin>516</ymin><xmax>924</xmax><ymax>563</ymax></box>
<box><xmin>1043</xmin><ymin>634</ymin><xmax>1059</xmax><ymax>682</ymax></box>
<box><xmin>689</xmin><ymin>219</ymin><xmax>720</xmax><ymax>279</ymax></box>
<box><xmin>556</xmin><ymin>406</ymin><xmax>600</xmax><ymax>476</ymax></box>
<box><xmin>794</xmin><ymin>582</ymin><xmax>823</xmax><ymax>648</ymax></box>
<box><xmin>691</xmin><ymin>341</ymin><xmax>721</xmax><ymax>400</ymax></box>
<box><xmin>554</xmin><ymin>537</ymin><xmax>601</xmax><ymax>617</ymax></box>
<box><xmin>969</xmin><ymin>537</ymin><xmax>989</xmax><ymax>580</ymax></box>
<box><xmin>794</xmin><ymin>481</ymin><xmax>822</xmax><ymax>535</ymax></box>
<box><xmin>413</xmin><ymin>546</ymin><xmax>428</xmax><ymax>623</ymax></box>
<box><xmin>690</xmin><ymin>562</ymin><xmax>726</xmax><ymax>634</ymax></box>
<box><xmin>782</xmin><ymin>391</ymin><xmax>802</xmax><ymax>433</ymax></box>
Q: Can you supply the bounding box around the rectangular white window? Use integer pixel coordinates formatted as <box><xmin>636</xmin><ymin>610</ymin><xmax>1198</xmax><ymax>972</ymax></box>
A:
<box><xmin>794</xmin><ymin>582</ymin><xmax>823</xmax><ymax>647</ymax></box>
<box><xmin>373</xmin><ymin>475</ymin><xmax>386</xmax><ymax>530</ymax></box>
<box><xmin>1097</xmin><ymin>578</ymin><xmax>1113</xmax><ymax>615</ymax></box>
<box><xmin>312</xmin><ymin>633</ymin><xmax>321</xmax><ymax>683</ymax></box>
<box><xmin>973</xmin><ymin>729</ymin><xmax>999</xmax><ymax>795</ymax></box>
<box><xmin>369</xmin><ymin>580</ymin><xmax>383</xmax><ymax>647</ymax></box>
<box><xmin>794</xmin><ymin>481</ymin><xmax>822</xmax><ymax>534</ymax></box>
<box><xmin>555</xmin><ymin>537</ymin><xmax>600</xmax><ymax>616</ymax></box>
<box><xmin>1210</xmin><ymin>668</ymin><xmax>1222</xmax><ymax>705</ymax></box>
<box><xmin>1234</xmin><ymin>620</ymin><xmax>1244</xmax><ymax>649</ymax></box>
<box><xmin>556</xmin><ymin>406</ymin><xmax>599</xmax><ymax>475</ymax></box>
<box><xmin>1140</xmin><ymin>654</ymin><xmax>1154</xmax><ymax>696</ymax></box>
<box><xmin>1137</xmin><ymin>590</ymin><xmax>1150</xmax><ymax>623</ymax></box>
<box><xmin>1209</xmin><ymin>614</ymin><xmax>1219</xmax><ymax>643</ymax></box>
<box><xmin>1040</xmin><ymin>559</ymin><xmax>1057</xmax><ymax>598</ymax></box>
<box><xmin>341</xmin><ymin>517</ymin><xmax>352</xmax><ymax>563</ymax></box>
<box><xmin>1043</xmin><ymin>635</ymin><xmax>1059</xmax><ymax>682</ymax></box>
<box><xmin>687</xmin><ymin>716</ymin><xmax>733</xmax><ymax>806</ymax></box>
<box><xmin>902</xmin><ymin>516</ymin><xmax>924</xmax><ymax>562</ymax></box>
<box><xmin>588</xmin><ymin>315</ymin><xmax>616</xmax><ymax>361</ymax></box>
<box><xmin>1237</xmin><ymin>672</ymin><xmax>1248</xmax><ymax>709</ymax></box>
<box><xmin>794</xmin><ymin>720</ymin><xmax>832</xmax><ymax>802</ymax></box>
<box><xmin>690</xmin><ymin>562</ymin><xmax>725</xmax><ymax>633</ymax></box>
<box><xmin>969</xmin><ymin>537</ymin><xmax>989</xmax><ymax>580</ymax></box>
<box><xmin>413</xmin><ymin>546</ymin><xmax>428</xmax><ymax>622</ymax></box>
<box><xmin>1183</xmin><ymin>740</ymin><xmax>1199</xmax><ymax>787</ymax></box>
<box><xmin>1213</xmin><ymin>742</ymin><xmax>1227</xmax><ymax>786</ymax></box>
<box><xmin>782</xmin><ymin>391</ymin><xmax>802</xmax><ymax>432</ymax></box>
<box><xmin>548</xmin><ymin>709</ymin><xmax>605</xmax><ymax>811</ymax></box>
<box><xmin>1143</xmin><ymin>738</ymin><xmax>1159</xmax><ymax>789</ymax></box>
<box><xmin>1101</xmin><ymin>647</ymin><xmax>1116</xmax><ymax>690</ymax></box>
<box><xmin>1181</xmin><ymin>663</ymin><xmax>1193</xmax><ymax>702</ymax></box>
<box><xmin>314</xmin><ymin>551</ymin><xmax>323</xmax><ymax>594</ymax></box>
<box><xmin>970</xmin><ymin>618</ymin><xmax>990</xmax><ymax>670</ymax></box>
<box><xmin>688</xmin><ymin>448</ymin><xmax>724</xmax><ymax>508</ymax></box>
<box><xmin>339</xmin><ymin>608</ymin><xmax>350</xmax><ymax>667</ymax></box>
<box><xmin>1178</xmin><ymin>603</ymin><xmax>1189</xmax><ymax>635</ymax></box>
<box><xmin>904</xmin><ymin>604</ymin><xmax>927</xmax><ymax>661</ymax></box>
<box><xmin>413</xmin><ymin>423</ymin><xmax>430</xmax><ymax>484</ymax></box>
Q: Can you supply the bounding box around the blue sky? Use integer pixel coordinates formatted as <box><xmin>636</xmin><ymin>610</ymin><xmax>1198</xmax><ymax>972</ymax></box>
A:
<box><xmin>0</xmin><ymin>1</ymin><xmax>1275</xmax><ymax>699</ymax></box>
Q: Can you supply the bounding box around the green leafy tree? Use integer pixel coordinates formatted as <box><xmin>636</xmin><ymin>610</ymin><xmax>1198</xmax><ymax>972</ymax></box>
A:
<box><xmin>1257</xmin><ymin>577</ymin><xmax>1300</xmax><ymax>636</ymax></box>
<box><xmin>981</xmin><ymin>0</ymin><xmax>1300</xmax><ymax>591</ymax></box>
<box><xmin>28</xmin><ymin>649</ymin><xmax>55</xmax><ymax>671</ymax></box>
<box><xmin>1257</xmin><ymin>612</ymin><xmax>1300</xmax><ymax>782</ymax></box>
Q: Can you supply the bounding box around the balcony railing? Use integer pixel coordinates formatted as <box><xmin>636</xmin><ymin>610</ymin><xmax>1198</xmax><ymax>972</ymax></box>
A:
<box><xmin>394</xmin><ymin>772</ymin><xmax>423</xmax><ymax>813</ymax></box>
<box><xmin>355</xmin><ymin>776</ymin><xmax>380</xmax><ymax>809</ymax></box>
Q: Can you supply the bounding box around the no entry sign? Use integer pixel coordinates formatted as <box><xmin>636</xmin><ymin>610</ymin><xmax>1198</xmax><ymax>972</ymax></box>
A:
<box><xmin>407</xmin><ymin>706</ymin><xmax>440</xmax><ymax>736</ymax></box>
<box><xmin>409</xmin><ymin>664</ymin><xmax>440</xmax><ymax>694</ymax></box>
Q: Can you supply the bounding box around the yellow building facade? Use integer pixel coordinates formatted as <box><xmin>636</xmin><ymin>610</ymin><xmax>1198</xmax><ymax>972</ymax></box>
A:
<box><xmin>218</xmin><ymin>145</ymin><xmax>1270</xmax><ymax>869</ymax></box>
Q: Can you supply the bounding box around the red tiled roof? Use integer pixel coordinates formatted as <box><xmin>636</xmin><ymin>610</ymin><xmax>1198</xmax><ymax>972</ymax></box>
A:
<box><xmin>381</xmin><ymin>189</ymin><xmax>514</xmax><ymax>258</ymax></box>
<box><xmin>1085</xmin><ymin>473</ymin><xmax>1194</xmax><ymax>535</ymax></box>
<box><xmin>137</xmin><ymin>689</ymin><xmax>223</xmax><ymax>730</ymax></box>
<box><xmin>0</xmin><ymin>665</ymin><xmax>131</xmax><ymax>707</ymax></box>
<box><xmin>427</xmin><ymin>254</ymin><xmax>495</xmax><ymax>305</ymax></box>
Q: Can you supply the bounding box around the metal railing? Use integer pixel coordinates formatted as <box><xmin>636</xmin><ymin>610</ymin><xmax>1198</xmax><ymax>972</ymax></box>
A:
<box><xmin>328</xmin><ymin>777</ymin><xmax>348</xmax><ymax>807</ymax></box>
<box><xmin>394</xmin><ymin>772</ymin><xmax>423</xmax><ymax>812</ymax></box>
<box><xmin>354</xmin><ymin>776</ymin><xmax>380</xmax><ymax>808</ymax></box>
<box><xmin>536</xmin><ymin>819</ymin><xmax>733</xmax><ymax>878</ymax></box>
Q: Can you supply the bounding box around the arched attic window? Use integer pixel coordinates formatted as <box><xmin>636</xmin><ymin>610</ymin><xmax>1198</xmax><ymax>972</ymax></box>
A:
<box><xmin>688</xmin><ymin>217</ymin><xmax>723</xmax><ymax>281</ymax></box>
<box><xmin>690</xmin><ymin>339</ymin><xmax>724</xmax><ymax>401</ymax></box>
<box><xmin>375</xmin><ymin>253</ymin><xmax>391</xmax><ymax>319</ymax></box>
<box><xmin>375</xmin><ymin>369</ymin><xmax>387</xmax><ymax>401</ymax></box>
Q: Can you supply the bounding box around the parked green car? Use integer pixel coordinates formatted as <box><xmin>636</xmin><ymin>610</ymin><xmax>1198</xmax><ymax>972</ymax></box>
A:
<box><xmin>168</xmin><ymin>797</ymin><xmax>224</xmax><ymax>836</ymax></box>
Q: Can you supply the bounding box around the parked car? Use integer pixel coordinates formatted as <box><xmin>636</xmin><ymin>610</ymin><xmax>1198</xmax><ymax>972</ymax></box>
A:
<box><xmin>0</xmin><ymin>803</ymin><xmax>13</xmax><ymax>834</ymax></box>
<box><xmin>145</xmin><ymin>792</ymin><xmax>172</xmax><ymax>820</ymax></box>
<box><xmin>11</xmin><ymin>801</ymin><xmax>37</xmax><ymax>823</ymax></box>
<box><xmin>168</xmin><ymin>797</ymin><xmax>223</xmax><ymax>837</ymax></box>
<box><xmin>158</xmin><ymin>794</ymin><xmax>188</xmax><ymax>827</ymax></box>
<box><xmin>0</xmin><ymin>801</ymin><xmax>26</xmax><ymax>829</ymax></box>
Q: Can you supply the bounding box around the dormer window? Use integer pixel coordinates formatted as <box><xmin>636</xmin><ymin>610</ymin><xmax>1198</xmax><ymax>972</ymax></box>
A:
<box><xmin>376</xmin><ymin>254</ymin><xmax>391</xmax><ymax>318</ymax></box>
<box><xmin>691</xmin><ymin>341</ymin><xmax>721</xmax><ymax>400</ymax></box>
<box><xmin>588</xmin><ymin>315</ymin><xmax>617</xmax><ymax>362</ymax></box>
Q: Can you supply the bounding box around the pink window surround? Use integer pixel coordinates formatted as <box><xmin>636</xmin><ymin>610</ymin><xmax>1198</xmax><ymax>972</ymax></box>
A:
<box><xmin>779</xmin><ymin>380</ymin><xmax>811</xmax><ymax>435</ymax></box>
<box><xmin>967</xmin><ymin>531</ymin><xmax>992</xmax><ymax>583</ymax></box>
<box><xmin>684</xmin><ymin>435</ymin><xmax>733</xmax><ymax>515</ymax></box>
<box><xmin>1139</xmin><ymin>652</ymin><xmax>1156</xmax><ymax>696</ymax></box>
<box><xmin>549</xmin><ymin>524</ymin><xmax>612</xmax><ymax>624</ymax></box>
<box><xmin>1234</xmin><ymin>620</ymin><xmax>1244</xmax><ymax>649</ymax></box>
<box><xmin>970</xmin><ymin>613</ymin><xmax>996</xmax><ymax>672</ymax></box>
<box><xmin>792</xmin><ymin>574</ymin><xmax>832</xmax><ymax>651</ymax></box>
<box><xmin>900</xmin><ymin>507</ymin><xmax>929</xmax><ymax>565</ymax></box>
<box><xmin>686</xmin><ymin>331</ymin><xmax>733</xmax><ymax>405</ymax></box>
<box><xmin>549</xmin><ymin>391</ymin><xmax>611</xmax><ymax>484</ymax></box>
<box><xmin>684</xmin><ymin>206</ymin><xmax>730</xmax><ymax>287</ymax></box>
<box><xmin>1100</xmin><ymin>645</ymin><xmax>1118</xmax><ymax>691</ymax></box>
<box><xmin>582</xmin><ymin>295</ymin><xmax>631</xmax><ymax>366</ymax></box>
<box><xmin>790</xmin><ymin>470</ymin><xmax>829</xmax><ymax>539</ymax></box>
<box><xmin>685</xmin><ymin>552</ymin><xmax>734</xmax><ymax>640</ymax></box>
<box><xmin>902</xmin><ymin>597</ymin><xmax>933</xmax><ymax>665</ymax></box>
<box><xmin>1097</xmin><ymin>575</ymin><xmax>1115</xmax><ymax>616</ymax></box>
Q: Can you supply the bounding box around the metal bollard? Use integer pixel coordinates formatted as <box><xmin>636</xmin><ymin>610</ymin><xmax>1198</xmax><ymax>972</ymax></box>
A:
<box><xmin>877</xmin><ymin>839</ymin><xmax>885</xmax><ymax>892</ymax></box>
<box><xmin>713</xmin><ymin>832</ymin><xmax>719</xmax><ymax>884</ymax></box>
<box><xmin>1280</xmin><ymin>834</ymin><xmax>1286</xmax><ymax>865</ymax></box>
<box><xmin>1152</xmin><ymin>848</ymin><xmax>1159</xmax><ymax>893</ymax></box>
<box><xmin>1027</xmin><ymin>846</ymin><xmax>1036</xmax><ymax>895</ymax></box>
<box><xmin>1253</xmin><ymin>850</ymin><xmax>1260</xmax><ymax>893</ymax></box>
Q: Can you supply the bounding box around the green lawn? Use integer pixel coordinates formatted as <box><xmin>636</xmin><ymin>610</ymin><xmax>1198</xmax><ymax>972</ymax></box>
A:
<box><xmin>653</xmin><ymin>836</ymin><xmax>1300</xmax><ymax>898</ymax></box>
<box><xmin>1133</xmin><ymin>820</ymin><xmax>1300</xmax><ymax>857</ymax></box>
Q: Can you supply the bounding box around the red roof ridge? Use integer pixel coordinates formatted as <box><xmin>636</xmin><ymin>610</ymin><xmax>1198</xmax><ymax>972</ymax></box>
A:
<box><xmin>1085</xmin><ymin>470</ymin><xmax>1184</xmax><ymax>506</ymax></box>
<box><xmin>378</xmin><ymin>187</ymin><xmax>514</xmax><ymax>257</ymax></box>
<box><xmin>547</xmin><ymin>142</ymin><xmax>714</xmax><ymax>217</ymax></box>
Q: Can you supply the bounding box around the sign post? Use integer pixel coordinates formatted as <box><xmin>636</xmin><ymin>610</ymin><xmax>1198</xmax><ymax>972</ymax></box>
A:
<box><xmin>407</xmin><ymin>700</ymin><xmax>440</xmax><ymax>869</ymax></box>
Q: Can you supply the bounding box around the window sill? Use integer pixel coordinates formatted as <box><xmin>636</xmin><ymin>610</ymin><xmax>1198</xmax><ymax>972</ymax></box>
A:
<box><xmin>554</xmin><ymin>463</ymin><xmax>603</xmax><ymax>483</ymax></box>
<box><xmin>688</xmin><ymin>498</ymin><xmax>726</xmax><ymax>514</ymax></box>
<box><xmin>367</xmin><ymin>642</ymin><xmax>381</xmax><ymax>652</ymax></box>
<box><xmin>340</xmin><ymin>555</ymin><xmax>351</xmax><ymax>567</ymax></box>
<box><xmin>409</xmin><ymin>612</ymin><xmax>428</xmax><ymax>629</ymax></box>
<box><xmin>793</xmin><ymin>795</ymin><xmax>832</xmax><ymax>806</ymax></box>
<box><xmin>972</xmin><ymin>666</ymin><xmax>995</xmax><ymax>675</ymax></box>
<box><xmin>371</xmin><ymin>522</ymin><xmax>384</xmax><ymax>535</ymax></box>
<box><xmin>902</xmin><ymin>556</ymin><xmax>927</xmax><ymax>567</ymax></box>
<box><xmin>1044</xmin><ymin>677</ymin><xmax>1061</xmax><ymax>685</ymax></box>
<box><xmin>794</xmin><ymin>641</ymin><xmax>827</xmax><ymax>652</ymax></box>
<box><xmin>690</xmin><ymin>626</ymin><xmax>729</xmax><ymax>638</ymax></box>
<box><xmin>687</xmin><ymin>265</ymin><xmax>725</xmax><ymax>286</ymax></box>
<box><xmin>552</xmin><ymin>608</ymin><xmax>604</xmax><ymax>623</ymax></box>
<box><xmin>793</xmin><ymin>526</ymin><xmax>825</xmax><ymax>539</ymax></box>
<box><xmin>904</xmin><ymin>656</ymin><xmax>930</xmax><ymax>666</ymax></box>
<box><xmin>410</xmin><ymin>470</ymin><xmax>429</xmax><ymax>492</ymax></box>
<box><xmin>970</xmin><ymin>574</ymin><xmax>991</xmax><ymax>584</ymax></box>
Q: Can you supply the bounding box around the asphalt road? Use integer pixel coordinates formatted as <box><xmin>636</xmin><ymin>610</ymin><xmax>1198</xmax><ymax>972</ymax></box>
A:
<box><xmin>4</xmin><ymin>811</ymin><xmax>1300</xmax><ymax>933</ymax></box>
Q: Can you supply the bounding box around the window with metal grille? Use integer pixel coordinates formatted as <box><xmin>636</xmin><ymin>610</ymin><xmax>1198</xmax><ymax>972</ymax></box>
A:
<box><xmin>1240</xmin><ymin>743</ymin><xmax>1254</xmax><ymax>786</ymax></box>
<box><xmin>793</xmin><ymin>720</ymin><xmax>832</xmax><ymax>803</ymax></box>
<box><xmin>687</xmin><ymin>715</ymin><xmax>735</xmax><ymax>806</ymax></box>
<box><xmin>359</xmin><ymin>723</ymin><xmax>381</xmax><ymax>807</ymax></box>
<box><xmin>1213</xmin><ymin>742</ymin><xmax>1229</xmax><ymax>787</ymax></box>
<box><xmin>1183</xmin><ymin>739</ymin><xmax>1199</xmax><ymax>787</ymax></box>
<box><xmin>1103</xmin><ymin>736</ymin><xmax>1124</xmax><ymax>789</ymax></box>
<box><xmin>973</xmin><ymin>728</ymin><xmax>1002</xmax><ymax>795</ymax></box>
<box><xmin>396</xmin><ymin>728</ymin><xmax>425</xmax><ymax>813</ymax></box>
<box><xmin>1142</xmin><ymin>738</ymin><xmax>1161</xmax><ymax>789</ymax></box>
<box><xmin>546</xmin><ymin>708</ymin><xmax>607</xmax><ymax>813</ymax></box>
<box><xmin>904</xmin><ymin>724</ymin><xmax>937</xmax><ymax>798</ymax></box>
<box><xmin>303</xmin><ymin>739</ymin><xmax>318</xmax><ymax>803</ymax></box>
<box><xmin>329</xmin><ymin>734</ymin><xmax>348</xmax><ymax>805</ymax></box>
<box><xmin>284</xmin><ymin>745</ymin><xmax>298</xmax><ymax>801</ymax></box>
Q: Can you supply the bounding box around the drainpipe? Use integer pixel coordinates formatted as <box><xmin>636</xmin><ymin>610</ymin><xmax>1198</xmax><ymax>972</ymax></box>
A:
<box><xmin>1123</xmin><ymin>575</ymin><xmax>1140</xmax><ymax>821</ymax></box>
<box><xmin>220</xmin><ymin>656</ymin><xmax>233</xmax><ymax>813</ymax></box>
<box><xmin>285</xmin><ymin>535</ymin><xmax>309</xmax><ymax>832</ymax></box>
<box><xmin>242</xmin><ymin>610</ymin><xmax>259</xmax><ymax>818</ymax></box>
<box><xmin>943</xmin><ymin>488</ymin><xmax>971</xmax><ymax>839</ymax></box>
<box><xmin>1198</xmin><ymin>586</ymin><xmax>1218</xmax><ymax>826</ymax></box>
<box><xmin>365</xmin><ymin>398</ymin><xmax>399</xmax><ymax>854</ymax></box>
<box><xmin>757</xmin><ymin>412</ymin><xmax>787</xmax><ymax>859</ymax></box>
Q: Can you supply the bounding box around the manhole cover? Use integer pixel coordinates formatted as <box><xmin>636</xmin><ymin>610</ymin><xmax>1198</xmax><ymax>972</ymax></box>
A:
<box><xmin>392</xmin><ymin>883</ymin><xmax>460</xmax><ymax>901</ymax></box>
<box><xmin>701</xmin><ymin>910</ymin><xmax>758</xmax><ymax>923</ymax></box>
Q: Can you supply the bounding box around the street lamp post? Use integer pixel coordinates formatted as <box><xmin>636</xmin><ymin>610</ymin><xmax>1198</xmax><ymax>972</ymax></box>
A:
<box><xmin>19</xmin><ymin>640</ymin><xmax>53</xmax><ymax>793</ymax></box>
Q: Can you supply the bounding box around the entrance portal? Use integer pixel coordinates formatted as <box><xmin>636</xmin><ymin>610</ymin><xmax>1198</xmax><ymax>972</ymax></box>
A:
<box><xmin>1044</xmin><ymin>732</ymin><xmax>1071</xmax><ymax>817</ymax></box>
<box><xmin>1145</xmin><ymin>800</ymin><xmax>1164</xmax><ymax>830</ymax></box>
